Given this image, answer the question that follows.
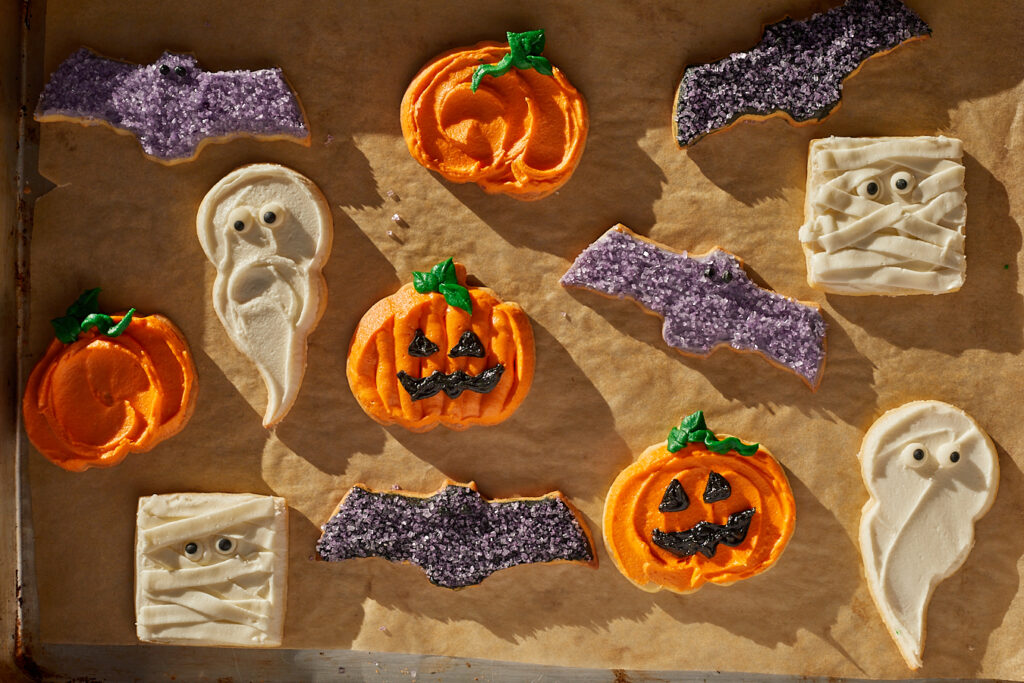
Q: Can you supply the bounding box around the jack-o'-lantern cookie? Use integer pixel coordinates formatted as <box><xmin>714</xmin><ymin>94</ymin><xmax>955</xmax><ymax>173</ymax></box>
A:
<box><xmin>604</xmin><ymin>410</ymin><xmax>795</xmax><ymax>593</ymax></box>
<box><xmin>347</xmin><ymin>258</ymin><xmax>534</xmax><ymax>431</ymax></box>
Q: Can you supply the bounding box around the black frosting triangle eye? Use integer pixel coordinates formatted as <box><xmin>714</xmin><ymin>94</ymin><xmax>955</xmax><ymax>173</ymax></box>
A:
<box><xmin>658</xmin><ymin>478</ymin><xmax>689</xmax><ymax>512</ymax></box>
<box><xmin>449</xmin><ymin>331</ymin><xmax>486</xmax><ymax>358</ymax></box>
<box><xmin>408</xmin><ymin>329</ymin><xmax>439</xmax><ymax>357</ymax></box>
<box><xmin>702</xmin><ymin>471</ymin><xmax>731</xmax><ymax>503</ymax></box>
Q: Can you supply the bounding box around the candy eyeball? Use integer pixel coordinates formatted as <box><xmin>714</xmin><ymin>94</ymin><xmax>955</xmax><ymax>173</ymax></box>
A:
<box><xmin>902</xmin><ymin>443</ymin><xmax>929</xmax><ymax>469</ymax></box>
<box><xmin>857</xmin><ymin>178</ymin><xmax>883</xmax><ymax>199</ymax></box>
<box><xmin>258</xmin><ymin>202</ymin><xmax>286</xmax><ymax>227</ymax></box>
<box><xmin>214</xmin><ymin>537</ymin><xmax>237</xmax><ymax>555</ymax></box>
<box><xmin>890</xmin><ymin>171</ymin><xmax>915</xmax><ymax>195</ymax></box>
<box><xmin>227</xmin><ymin>206</ymin><xmax>254</xmax><ymax>233</ymax></box>
<box><xmin>938</xmin><ymin>444</ymin><xmax>962</xmax><ymax>469</ymax></box>
<box><xmin>183</xmin><ymin>541</ymin><xmax>203</xmax><ymax>561</ymax></box>
<box><xmin>158</xmin><ymin>64</ymin><xmax>170</xmax><ymax>76</ymax></box>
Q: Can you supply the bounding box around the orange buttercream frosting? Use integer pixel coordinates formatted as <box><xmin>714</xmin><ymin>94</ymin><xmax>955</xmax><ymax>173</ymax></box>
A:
<box><xmin>23</xmin><ymin>313</ymin><xmax>197</xmax><ymax>471</ymax></box>
<box><xmin>604</xmin><ymin>437</ymin><xmax>795</xmax><ymax>593</ymax></box>
<box><xmin>400</xmin><ymin>42</ymin><xmax>587</xmax><ymax>200</ymax></box>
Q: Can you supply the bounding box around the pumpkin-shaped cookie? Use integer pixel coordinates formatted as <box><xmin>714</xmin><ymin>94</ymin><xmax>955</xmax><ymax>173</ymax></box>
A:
<box><xmin>604</xmin><ymin>411</ymin><xmax>795</xmax><ymax>593</ymax></box>
<box><xmin>347</xmin><ymin>259</ymin><xmax>534</xmax><ymax>431</ymax></box>
<box><xmin>23</xmin><ymin>289</ymin><xmax>197</xmax><ymax>472</ymax></box>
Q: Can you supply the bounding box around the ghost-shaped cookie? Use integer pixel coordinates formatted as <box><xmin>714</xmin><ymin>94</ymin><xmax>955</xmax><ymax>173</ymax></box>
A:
<box><xmin>858</xmin><ymin>400</ymin><xmax>999</xmax><ymax>669</ymax></box>
<box><xmin>197</xmin><ymin>164</ymin><xmax>332</xmax><ymax>427</ymax></box>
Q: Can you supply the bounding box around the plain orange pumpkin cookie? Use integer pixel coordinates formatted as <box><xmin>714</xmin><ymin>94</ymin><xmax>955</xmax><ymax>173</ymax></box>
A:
<box><xmin>23</xmin><ymin>289</ymin><xmax>197</xmax><ymax>472</ymax></box>
<box><xmin>347</xmin><ymin>258</ymin><xmax>534</xmax><ymax>432</ymax></box>
<box><xmin>604</xmin><ymin>410</ymin><xmax>795</xmax><ymax>593</ymax></box>
<box><xmin>400</xmin><ymin>29</ymin><xmax>587</xmax><ymax>200</ymax></box>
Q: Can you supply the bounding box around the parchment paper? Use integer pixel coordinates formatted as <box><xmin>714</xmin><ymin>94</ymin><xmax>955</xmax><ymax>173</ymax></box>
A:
<box><xmin>25</xmin><ymin>0</ymin><xmax>1024</xmax><ymax>678</ymax></box>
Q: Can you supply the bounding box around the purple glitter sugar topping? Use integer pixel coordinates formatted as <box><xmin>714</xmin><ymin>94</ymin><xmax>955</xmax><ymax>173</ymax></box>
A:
<box><xmin>37</xmin><ymin>48</ymin><xmax>308</xmax><ymax>160</ymax></box>
<box><xmin>316</xmin><ymin>485</ymin><xmax>594</xmax><ymax>589</ymax></box>
<box><xmin>674</xmin><ymin>0</ymin><xmax>930</xmax><ymax>146</ymax></box>
<box><xmin>561</xmin><ymin>228</ymin><xmax>826</xmax><ymax>386</ymax></box>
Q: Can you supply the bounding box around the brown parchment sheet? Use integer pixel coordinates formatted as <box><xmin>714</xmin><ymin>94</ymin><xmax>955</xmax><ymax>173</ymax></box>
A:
<box><xmin>23</xmin><ymin>0</ymin><xmax>1024</xmax><ymax>678</ymax></box>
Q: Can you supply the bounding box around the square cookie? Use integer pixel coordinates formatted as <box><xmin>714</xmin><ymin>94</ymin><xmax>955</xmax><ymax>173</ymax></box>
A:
<box><xmin>135</xmin><ymin>492</ymin><xmax>288</xmax><ymax>647</ymax></box>
<box><xmin>798</xmin><ymin>136</ymin><xmax>966</xmax><ymax>295</ymax></box>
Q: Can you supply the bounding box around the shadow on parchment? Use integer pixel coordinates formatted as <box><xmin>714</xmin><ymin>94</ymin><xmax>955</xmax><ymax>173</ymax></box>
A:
<box><xmin>563</xmin><ymin>286</ymin><xmax>879</xmax><ymax>429</ymax></box>
<box><xmin>918</xmin><ymin>442</ymin><xmax>1024</xmax><ymax>677</ymax></box>
<box><xmin>828</xmin><ymin>154</ymin><xmax>1024</xmax><ymax>356</ymax></box>
<box><xmin>683</xmin><ymin>4</ymin><xmax>1024</xmax><ymax>206</ymax></box>
<box><xmin>275</xmin><ymin>212</ymin><xmax>399</xmax><ymax>474</ymax></box>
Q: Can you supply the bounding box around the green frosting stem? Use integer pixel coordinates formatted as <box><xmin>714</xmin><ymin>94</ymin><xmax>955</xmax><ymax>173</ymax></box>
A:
<box><xmin>666</xmin><ymin>410</ymin><xmax>759</xmax><ymax>456</ymax></box>
<box><xmin>50</xmin><ymin>288</ymin><xmax>136</xmax><ymax>344</ymax></box>
<box><xmin>412</xmin><ymin>258</ymin><xmax>473</xmax><ymax>314</ymax></box>
<box><xmin>471</xmin><ymin>30</ymin><xmax>555</xmax><ymax>92</ymax></box>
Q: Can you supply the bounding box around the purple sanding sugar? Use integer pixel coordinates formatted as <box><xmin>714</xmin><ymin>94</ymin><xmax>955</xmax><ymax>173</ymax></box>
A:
<box><xmin>37</xmin><ymin>48</ymin><xmax>308</xmax><ymax>160</ymax></box>
<box><xmin>317</xmin><ymin>485</ymin><xmax>594</xmax><ymax>589</ymax></box>
<box><xmin>674</xmin><ymin>0</ymin><xmax>930</xmax><ymax>146</ymax></box>
<box><xmin>561</xmin><ymin>228</ymin><xmax>826</xmax><ymax>386</ymax></box>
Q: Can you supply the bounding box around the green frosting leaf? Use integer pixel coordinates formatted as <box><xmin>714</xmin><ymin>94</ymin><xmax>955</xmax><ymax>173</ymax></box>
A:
<box><xmin>439</xmin><ymin>283</ymin><xmax>473</xmax><ymax>314</ymax></box>
<box><xmin>471</xmin><ymin>29</ymin><xmax>554</xmax><ymax>92</ymax></box>
<box><xmin>412</xmin><ymin>259</ymin><xmax>473</xmax><ymax>313</ymax></box>
<box><xmin>431</xmin><ymin>257</ymin><xmax>458</xmax><ymax>286</ymax></box>
<box><xmin>413</xmin><ymin>271</ymin><xmax>439</xmax><ymax>294</ymax></box>
<box><xmin>50</xmin><ymin>289</ymin><xmax>134</xmax><ymax>344</ymax></box>
<box><xmin>666</xmin><ymin>410</ymin><xmax>759</xmax><ymax>456</ymax></box>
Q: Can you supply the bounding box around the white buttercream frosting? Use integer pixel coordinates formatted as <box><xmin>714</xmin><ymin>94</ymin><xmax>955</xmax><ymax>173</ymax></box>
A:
<box><xmin>857</xmin><ymin>401</ymin><xmax>998</xmax><ymax>669</ymax></box>
<box><xmin>799</xmin><ymin>136</ymin><xmax>966</xmax><ymax>295</ymax></box>
<box><xmin>135</xmin><ymin>493</ymin><xmax>289</xmax><ymax>647</ymax></box>
<box><xmin>197</xmin><ymin>164</ymin><xmax>332</xmax><ymax>427</ymax></box>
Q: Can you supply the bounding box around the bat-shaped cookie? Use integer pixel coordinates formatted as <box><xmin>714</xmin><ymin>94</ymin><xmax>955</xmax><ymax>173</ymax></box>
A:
<box><xmin>197</xmin><ymin>164</ymin><xmax>332</xmax><ymax>427</ymax></box>
<box><xmin>37</xmin><ymin>48</ymin><xmax>308</xmax><ymax>162</ymax></box>
<box><xmin>316</xmin><ymin>482</ymin><xmax>596</xmax><ymax>588</ymax></box>
<box><xmin>674</xmin><ymin>0</ymin><xmax>930</xmax><ymax>147</ymax></box>
<box><xmin>561</xmin><ymin>225</ymin><xmax>826</xmax><ymax>388</ymax></box>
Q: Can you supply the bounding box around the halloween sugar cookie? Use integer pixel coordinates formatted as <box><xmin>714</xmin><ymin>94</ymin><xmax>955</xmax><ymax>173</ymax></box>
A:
<box><xmin>798</xmin><ymin>136</ymin><xmax>967</xmax><ymax>295</ymax></box>
<box><xmin>604</xmin><ymin>411</ymin><xmax>795</xmax><ymax>593</ymax></box>
<box><xmin>136</xmin><ymin>493</ymin><xmax>288</xmax><ymax>647</ymax></box>
<box><xmin>37</xmin><ymin>48</ymin><xmax>308</xmax><ymax>163</ymax></box>
<box><xmin>562</xmin><ymin>225</ymin><xmax>827</xmax><ymax>388</ymax></box>
<box><xmin>347</xmin><ymin>258</ymin><xmax>534</xmax><ymax>431</ymax></box>
<box><xmin>858</xmin><ymin>401</ymin><xmax>998</xmax><ymax>669</ymax></box>
<box><xmin>23</xmin><ymin>289</ymin><xmax>197</xmax><ymax>472</ymax></box>
<box><xmin>197</xmin><ymin>164</ymin><xmax>333</xmax><ymax>427</ymax></box>
<box><xmin>674</xmin><ymin>0</ymin><xmax>930</xmax><ymax>147</ymax></box>
<box><xmin>317</xmin><ymin>481</ymin><xmax>595</xmax><ymax>588</ymax></box>
<box><xmin>401</xmin><ymin>30</ymin><xmax>587</xmax><ymax>200</ymax></box>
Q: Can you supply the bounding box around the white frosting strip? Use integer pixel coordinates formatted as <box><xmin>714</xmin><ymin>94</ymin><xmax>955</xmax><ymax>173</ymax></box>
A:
<box><xmin>197</xmin><ymin>164</ymin><xmax>333</xmax><ymax>428</ymax></box>
<box><xmin>801</xmin><ymin>137</ymin><xmax>967</xmax><ymax>295</ymax></box>
<box><xmin>141</xmin><ymin>497</ymin><xmax>277</xmax><ymax>549</ymax></box>
<box><xmin>857</xmin><ymin>401</ymin><xmax>998</xmax><ymax>669</ymax></box>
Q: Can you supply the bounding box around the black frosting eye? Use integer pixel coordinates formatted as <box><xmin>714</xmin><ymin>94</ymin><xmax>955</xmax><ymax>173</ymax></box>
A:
<box><xmin>895</xmin><ymin>178</ymin><xmax>907</xmax><ymax>190</ymax></box>
<box><xmin>721</xmin><ymin>271</ymin><xmax>733</xmax><ymax>283</ymax></box>
<box><xmin>408</xmin><ymin>329</ymin><xmax>439</xmax><ymax>357</ymax></box>
<box><xmin>449</xmin><ymin>331</ymin><xmax>486</xmax><ymax>358</ymax></box>
<box><xmin>233</xmin><ymin>220</ymin><xmax>245</xmax><ymax>231</ymax></box>
<box><xmin>702</xmin><ymin>471</ymin><xmax>732</xmax><ymax>503</ymax></box>
<box><xmin>658</xmin><ymin>479</ymin><xmax>689</xmax><ymax>512</ymax></box>
<box><xmin>159</xmin><ymin>64</ymin><xmax>170</xmax><ymax>75</ymax></box>
<box><xmin>913</xmin><ymin>448</ymin><xmax>925</xmax><ymax>461</ymax></box>
<box><xmin>174</xmin><ymin>65</ymin><xmax>186</xmax><ymax>77</ymax></box>
<box><xmin>949</xmin><ymin>451</ymin><xmax>960</xmax><ymax>463</ymax></box>
<box><xmin>703</xmin><ymin>265</ymin><xmax>715</xmax><ymax>278</ymax></box>
<box><xmin>263</xmin><ymin>211</ymin><xmax>276</xmax><ymax>224</ymax></box>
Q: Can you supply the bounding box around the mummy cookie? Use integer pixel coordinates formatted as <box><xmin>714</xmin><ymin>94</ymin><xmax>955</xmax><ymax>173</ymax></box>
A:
<box><xmin>858</xmin><ymin>401</ymin><xmax>999</xmax><ymax>669</ymax></box>
<box><xmin>22</xmin><ymin>289</ymin><xmax>196</xmax><ymax>472</ymax></box>
<box><xmin>401</xmin><ymin>30</ymin><xmax>587</xmax><ymax>200</ymax></box>
<box><xmin>135</xmin><ymin>493</ymin><xmax>288</xmax><ymax>647</ymax></box>
<box><xmin>673</xmin><ymin>0</ymin><xmax>930</xmax><ymax>147</ymax></box>
<box><xmin>197</xmin><ymin>164</ymin><xmax>332</xmax><ymax>427</ymax></box>
<box><xmin>37</xmin><ymin>48</ymin><xmax>309</xmax><ymax>163</ymax></box>
<box><xmin>561</xmin><ymin>225</ymin><xmax>826</xmax><ymax>388</ymax></box>
<box><xmin>604</xmin><ymin>411</ymin><xmax>795</xmax><ymax>593</ymax></box>
<box><xmin>316</xmin><ymin>482</ymin><xmax>595</xmax><ymax>588</ymax></box>
<box><xmin>347</xmin><ymin>258</ymin><xmax>534</xmax><ymax>431</ymax></box>
<box><xmin>798</xmin><ymin>136</ymin><xmax>967</xmax><ymax>295</ymax></box>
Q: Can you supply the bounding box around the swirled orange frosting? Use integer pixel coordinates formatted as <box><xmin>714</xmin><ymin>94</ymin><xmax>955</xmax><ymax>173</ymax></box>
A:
<box><xmin>604</xmin><ymin>439</ymin><xmax>795</xmax><ymax>593</ymax></box>
<box><xmin>400</xmin><ymin>42</ymin><xmax>587</xmax><ymax>200</ymax></box>
<box><xmin>22</xmin><ymin>314</ymin><xmax>197</xmax><ymax>471</ymax></box>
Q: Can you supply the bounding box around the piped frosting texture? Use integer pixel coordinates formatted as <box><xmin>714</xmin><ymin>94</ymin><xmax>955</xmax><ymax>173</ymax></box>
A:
<box><xmin>37</xmin><ymin>48</ymin><xmax>308</xmax><ymax>161</ymax></box>
<box><xmin>674</xmin><ymin>0</ymin><xmax>930</xmax><ymax>146</ymax></box>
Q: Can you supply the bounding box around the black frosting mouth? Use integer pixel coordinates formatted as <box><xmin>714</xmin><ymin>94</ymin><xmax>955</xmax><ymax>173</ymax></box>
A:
<box><xmin>397</xmin><ymin>364</ymin><xmax>505</xmax><ymax>401</ymax></box>
<box><xmin>651</xmin><ymin>507</ymin><xmax>755</xmax><ymax>558</ymax></box>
